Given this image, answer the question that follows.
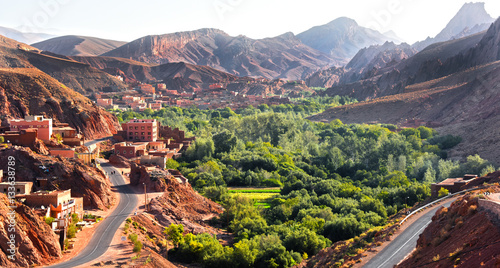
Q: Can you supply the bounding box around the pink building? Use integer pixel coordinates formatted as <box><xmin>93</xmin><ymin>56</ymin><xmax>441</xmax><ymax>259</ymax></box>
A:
<box><xmin>138</xmin><ymin>84</ymin><xmax>155</xmax><ymax>94</ymax></box>
<box><xmin>9</xmin><ymin>115</ymin><xmax>52</xmax><ymax>141</ymax></box>
<box><xmin>49</xmin><ymin>148</ymin><xmax>76</xmax><ymax>158</ymax></box>
<box><xmin>114</xmin><ymin>142</ymin><xmax>148</xmax><ymax>159</ymax></box>
<box><xmin>148</xmin><ymin>101</ymin><xmax>162</xmax><ymax>110</ymax></box>
<box><xmin>121</xmin><ymin>119</ymin><xmax>158</xmax><ymax>142</ymax></box>
<box><xmin>123</xmin><ymin>96</ymin><xmax>142</xmax><ymax>104</ymax></box>
<box><xmin>97</xmin><ymin>98</ymin><xmax>113</xmax><ymax>108</ymax></box>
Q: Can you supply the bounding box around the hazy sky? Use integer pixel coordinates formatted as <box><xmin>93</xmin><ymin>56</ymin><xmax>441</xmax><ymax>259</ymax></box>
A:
<box><xmin>1</xmin><ymin>0</ymin><xmax>499</xmax><ymax>44</ymax></box>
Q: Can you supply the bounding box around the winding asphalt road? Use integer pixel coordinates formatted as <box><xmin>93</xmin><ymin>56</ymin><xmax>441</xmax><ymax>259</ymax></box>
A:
<box><xmin>46</xmin><ymin>138</ymin><xmax>138</xmax><ymax>268</ymax></box>
<box><xmin>363</xmin><ymin>198</ymin><xmax>456</xmax><ymax>268</ymax></box>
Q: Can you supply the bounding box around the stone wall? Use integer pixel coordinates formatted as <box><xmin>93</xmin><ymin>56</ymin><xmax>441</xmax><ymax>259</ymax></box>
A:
<box><xmin>478</xmin><ymin>199</ymin><xmax>500</xmax><ymax>222</ymax></box>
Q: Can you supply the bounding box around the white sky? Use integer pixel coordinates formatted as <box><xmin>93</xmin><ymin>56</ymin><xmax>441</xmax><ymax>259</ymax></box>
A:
<box><xmin>0</xmin><ymin>0</ymin><xmax>499</xmax><ymax>44</ymax></box>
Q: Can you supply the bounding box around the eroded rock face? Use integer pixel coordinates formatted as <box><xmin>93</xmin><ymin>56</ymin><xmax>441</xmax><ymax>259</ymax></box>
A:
<box><xmin>0</xmin><ymin>147</ymin><xmax>114</xmax><ymax>209</ymax></box>
<box><xmin>147</xmin><ymin>177</ymin><xmax>223</xmax><ymax>234</ymax></box>
<box><xmin>0</xmin><ymin>195</ymin><xmax>62</xmax><ymax>267</ymax></box>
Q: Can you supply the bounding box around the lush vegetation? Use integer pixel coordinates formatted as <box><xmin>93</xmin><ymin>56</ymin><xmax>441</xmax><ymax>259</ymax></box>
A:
<box><xmin>114</xmin><ymin>103</ymin><xmax>496</xmax><ymax>268</ymax></box>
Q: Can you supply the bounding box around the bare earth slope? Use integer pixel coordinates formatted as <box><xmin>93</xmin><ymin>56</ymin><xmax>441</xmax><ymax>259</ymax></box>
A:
<box><xmin>0</xmin><ymin>35</ymin><xmax>128</xmax><ymax>94</ymax></box>
<box><xmin>32</xmin><ymin>35</ymin><xmax>126</xmax><ymax>56</ymax></box>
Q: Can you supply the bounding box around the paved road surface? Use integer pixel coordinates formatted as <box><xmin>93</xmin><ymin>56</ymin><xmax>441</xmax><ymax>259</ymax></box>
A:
<box><xmin>363</xmin><ymin>199</ymin><xmax>455</xmax><ymax>268</ymax></box>
<box><xmin>46</xmin><ymin>140</ymin><xmax>137</xmax><ymax>268</ymax></box>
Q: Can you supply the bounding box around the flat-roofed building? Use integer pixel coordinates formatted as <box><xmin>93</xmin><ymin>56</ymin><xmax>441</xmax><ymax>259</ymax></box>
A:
<box><xmin>0</xmin><ymin>181</ymin><xmax>33</xmax><ymax>195</ymax></box>
<box><xmin>114</xmin><ymin>142</ymin><xmax>148</xmax><ymax>159</ymax></box>
<box><xmin>9</xmin><ymin>115</ymin><xmax>52</xmax><ymax>141</ymax></box>
<box><xmin>25</xmin><ymin>190</ymin><xmax>84</xmax><ymax>219</ymax></box>
<box><xmin>121</xmin><ymin>119</ymin><xmax>158</xmax><ymax>142</ymax></box>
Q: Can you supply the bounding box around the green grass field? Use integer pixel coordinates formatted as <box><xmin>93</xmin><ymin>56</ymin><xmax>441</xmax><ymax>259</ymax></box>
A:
<box><xmin>228</xmin><ymin>187</ymin><xmax>281</xmax><ymax>208</ymax></box>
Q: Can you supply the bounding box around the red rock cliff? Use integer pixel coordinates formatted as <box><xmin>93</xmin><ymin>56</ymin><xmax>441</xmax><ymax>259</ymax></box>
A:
<box><xmin>0</xmin><ymin>195</ymin><xmax>62</xmax><ymax>267</ymax></box>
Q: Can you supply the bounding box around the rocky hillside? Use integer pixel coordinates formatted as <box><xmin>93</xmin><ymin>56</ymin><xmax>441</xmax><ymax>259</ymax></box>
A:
<box><xmin>413</xmin><ymin>2</ymin><xmax>494</xmax><ymax>51</ymax></box>
<box><xmin>297</xmin><ymin>17</ymin><xmax>399</xmax><ymax>61</ymax></box>
<box><xmin>0</xmin><ymin>35</ymin><xmax>128</xmax><ymax>94</ymax></box>
<box><xmin>0</xmin><ymin>147</ymin><xmax>114</xmax><ymax>209</ymax></box>
<box><xmin>0</xmin><ymin>68</ymin><xmax>120</xmax><ymax>139</ymax></box>
<box><xmin>0</xmin><ymin>194</ymin><xmax>62</xmax><ymax>267</ymax></box>
<box><xmin>398</xmin><ymin>192</ymin><xmax>500</xmax><ymax>267</ymax></box>
<box><xmin>147</xmin><ymin>179</ymin><xmax>223</xmax><ymax>234</ymax></box>
<box><xmin>102</xmin><ymin>28</ymin><xmax>334</xmax><ymax>80</ymax></box>
<box><xmin>305</xmin><ymin>42</ymin><xmax>417</xmax><ymax>88</ymax></box>
<box><xmin>32</xmin><ymin>35</ymin><xmax>126</xmax><ymax>56</ymax></box>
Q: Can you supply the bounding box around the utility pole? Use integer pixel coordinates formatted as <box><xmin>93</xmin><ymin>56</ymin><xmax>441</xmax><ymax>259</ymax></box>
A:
<box><xmin>143</xmin><ymin>183</ymin><xmax>147</xmax><ymax>212</ymax></box>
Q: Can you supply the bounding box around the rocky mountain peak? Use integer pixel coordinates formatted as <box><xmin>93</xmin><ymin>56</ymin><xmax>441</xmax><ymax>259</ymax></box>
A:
<box><xmin>435</xmin><ymin>2</ymin><xmax>494</xmax><ymax>41</ymax></box>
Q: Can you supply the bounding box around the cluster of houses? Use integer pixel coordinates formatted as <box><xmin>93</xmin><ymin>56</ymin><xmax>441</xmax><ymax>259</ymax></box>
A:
<box><xmin>112</xmin><ymin>119</ymin><xmax>195</xmax><ymax>170</ymax></box>
<box><xmin>0</xmin><ymin>115</ymin><xmax>87</xmax><ymax>159</ymax></box>
<box><xmin>0</xmin><ymin>170</ymin><xmax>83</xmax><ymax>230</ymax></box>
<box><xmin>95</xmin><ymin>82</ymin><xmax>292</xmax><ymax>111</ymax></box>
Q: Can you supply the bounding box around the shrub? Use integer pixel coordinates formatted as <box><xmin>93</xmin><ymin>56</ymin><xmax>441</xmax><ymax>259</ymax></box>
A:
<box><xmin>44</xmin><ymin>216</ymin><xmax>55</xmax><ymax>226</ymax></box>
<box><xmin>67</xmin><ymin>224</ymin><xmax>77</xmax><ymax>239</ymax></box>
<box><xmin>133</xmin><ymin>241</ymin><xmax>143</xmax><ymax>253</ymax></box>
<box><xmin>128</xmin><ymin>233</ymin><xmax>138</xmax><ymax>243</ymax></box>
<box><xmin>438</xmin><ymin>187</ymin><xmax>449</xmax><ymax>198</ymax></box>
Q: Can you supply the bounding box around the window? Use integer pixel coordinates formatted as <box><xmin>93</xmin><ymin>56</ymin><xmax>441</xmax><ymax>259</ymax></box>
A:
<box><xmin>17</xmin><ymin>189</ymin><xmax>20</xmax><ymax>193</ymax></box>
<box><xmin>135</xmin><ymin>127</ymin><xmax>138</xmax><ymax>130</ymax></box>
<box><xmin>135</xmin><ymin>132</ymin><xmax>138</xmax><ymax>135</ymax></box>
<box><xmin>141</xmin><ymin>127</ymin><xmax>145</xmax><ymax>130</ymax></box>
<box><xmin>148</xmin><ymin>132</ymin><xmax>151</xmax><ymax>135</ymax></box>
<box><xmin>141</xmin><ymin>136</ymin><xmax>145</xmax><ymax>140</ymax></box>
<box><xmin>141</xmin><ymin>132</ymin><xmax>145</xmax><ymax>135</ymax></box>
<box><xmin>130</xmin><ymin>151</ymin><xmax>133</xmax><ymax>154</ymax></box>
<box><xmin>148</xmin><ymin>126</ymin><xmax>151</xmax><ymax>129</ymax></box>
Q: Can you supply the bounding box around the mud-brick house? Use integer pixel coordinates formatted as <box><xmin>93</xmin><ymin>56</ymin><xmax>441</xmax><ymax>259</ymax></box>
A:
<box><xmin>431</xmin><ymin>174</ymin><xmax>478</xmax><ymax>197</ymax></box>
<box><xmin>24</xmin><ymin>189</ymin><xmax>84</xmax><ymax>220</ymax></box>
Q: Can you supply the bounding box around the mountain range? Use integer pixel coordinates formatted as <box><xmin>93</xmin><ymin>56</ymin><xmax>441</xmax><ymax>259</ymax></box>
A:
<box><xmin>5</xmin><ymin>2</ymin><xmax>490</xmax><ymax>83</ymax></box>
<box><xmin>101</xmin><ymin>28</ymin><xmax>335</xmax><ymax>80</ymax></box>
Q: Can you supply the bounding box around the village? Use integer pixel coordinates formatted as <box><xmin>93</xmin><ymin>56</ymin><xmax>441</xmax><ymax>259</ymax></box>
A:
<box><xmin>95</xmin><ymin>81</ymin><xmax>294</xmax><ymax>111</ymax></box>
<box><xmin>0</xmin><ymin>113</ymin><xmax>196</xmax><ymax>251</ymax></box>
